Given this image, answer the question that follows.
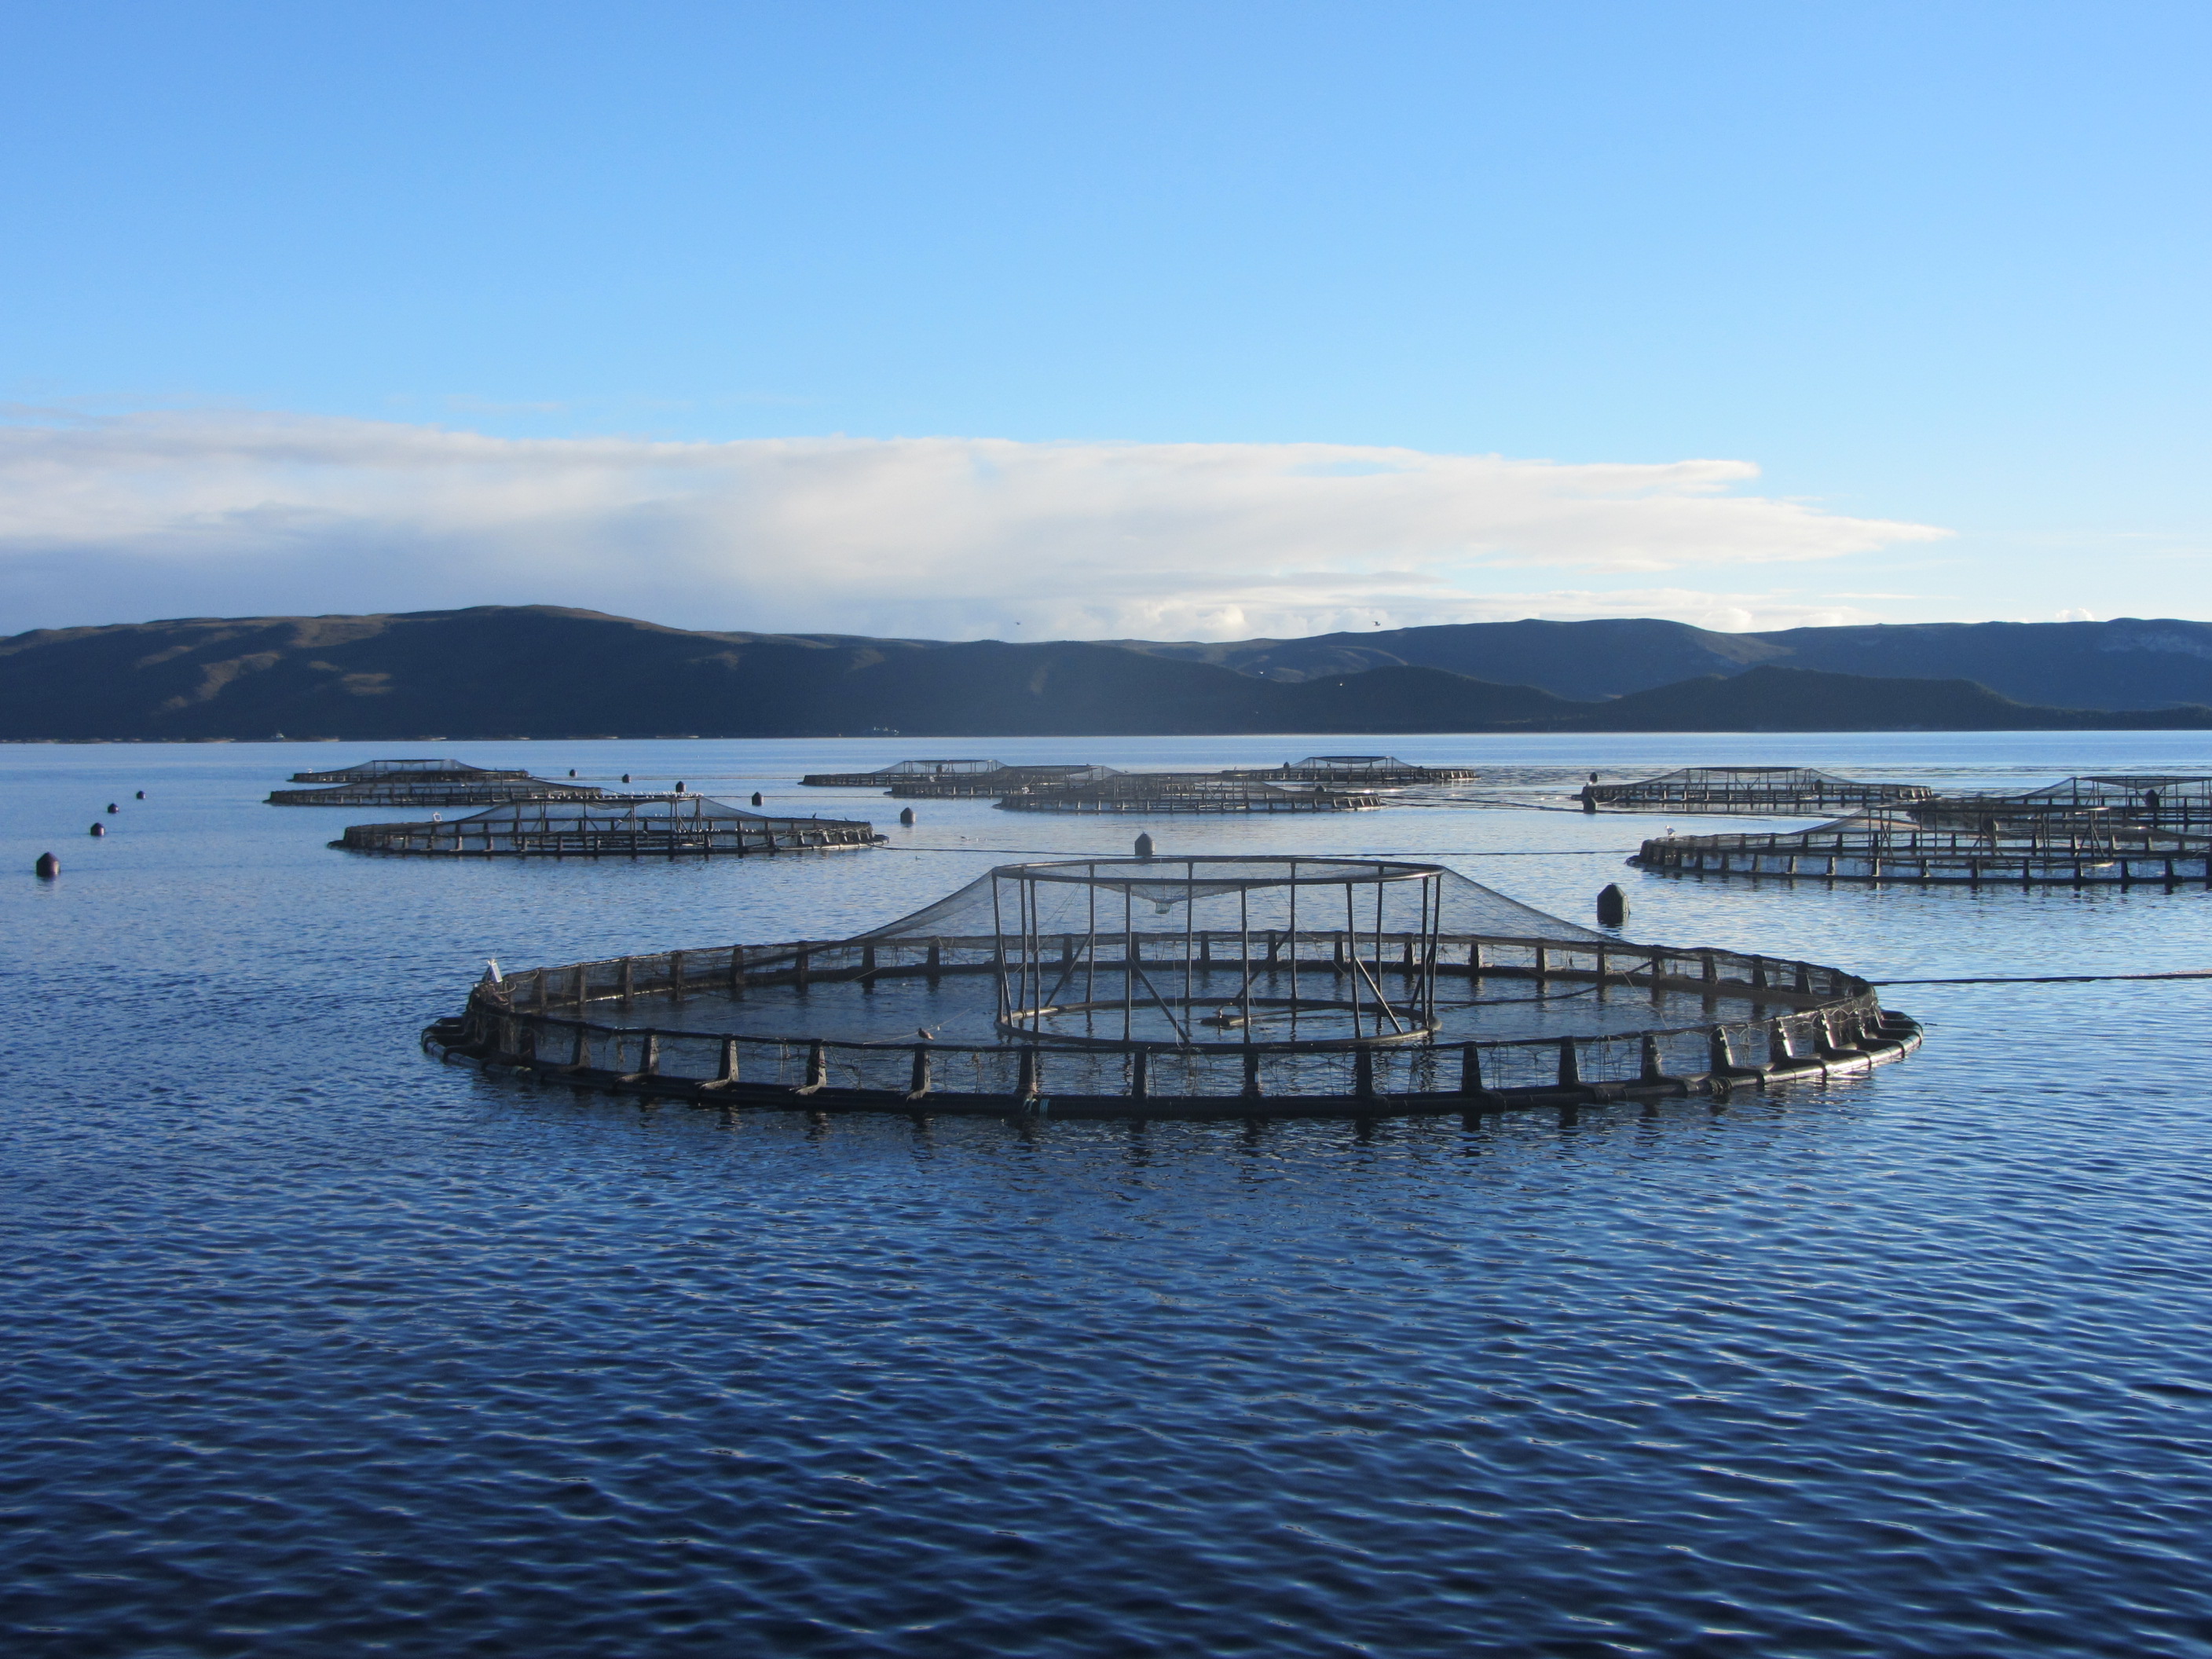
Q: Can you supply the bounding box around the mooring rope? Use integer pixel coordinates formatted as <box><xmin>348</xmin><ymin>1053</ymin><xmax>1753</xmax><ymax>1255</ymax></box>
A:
<box><xmin>1873</xmin><ymin>969</ymin><xmax>2212</xmax><ymax>987</ymax></box>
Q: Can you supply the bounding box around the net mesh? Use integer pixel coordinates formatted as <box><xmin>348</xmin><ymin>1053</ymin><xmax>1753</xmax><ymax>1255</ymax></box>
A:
<box><xmin>849</xmin><ymin>857</ymin><xmax>1610</xmax><ymax>946</ymax></box>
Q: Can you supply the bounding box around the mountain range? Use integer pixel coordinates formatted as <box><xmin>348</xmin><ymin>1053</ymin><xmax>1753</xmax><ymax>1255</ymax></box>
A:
<box><xmin>2</xmin><ymin>606</ymin><xmax>2210</xmax><ymax>740</ymax></box>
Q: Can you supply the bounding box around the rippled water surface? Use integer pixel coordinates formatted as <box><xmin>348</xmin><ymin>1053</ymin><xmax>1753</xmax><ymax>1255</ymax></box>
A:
<box><xmin>6</xmin><ymin>734</ymin><xmax>2212</xmax><ymax>1657</ymax></box>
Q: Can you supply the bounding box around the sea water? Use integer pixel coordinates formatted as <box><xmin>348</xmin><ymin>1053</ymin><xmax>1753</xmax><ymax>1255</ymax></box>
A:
<box><xmin>4</xmin><ymin>734</ymin><xmax>2210</xmax><ymax>1657</ymax></box>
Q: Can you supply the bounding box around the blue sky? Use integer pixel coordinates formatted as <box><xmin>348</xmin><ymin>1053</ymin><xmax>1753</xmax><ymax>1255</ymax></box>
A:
<box><xmin>2</xmin><ymin>1</ymin><xmax>2207</xmax><ymax>638</ymax></box>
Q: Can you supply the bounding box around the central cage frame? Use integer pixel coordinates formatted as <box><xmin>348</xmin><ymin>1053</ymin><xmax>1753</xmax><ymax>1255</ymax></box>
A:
<box><xmin>988</xmin><ymin>857</ymin><xmax>1445</xmax><ymax>1049</ymax></box>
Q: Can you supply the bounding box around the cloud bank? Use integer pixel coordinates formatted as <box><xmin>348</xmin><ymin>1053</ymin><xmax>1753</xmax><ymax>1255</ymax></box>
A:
<box><xmin>0</xmin><ymin>409</ymin><xmax>1949</xmax><ymax>639</ymax></box>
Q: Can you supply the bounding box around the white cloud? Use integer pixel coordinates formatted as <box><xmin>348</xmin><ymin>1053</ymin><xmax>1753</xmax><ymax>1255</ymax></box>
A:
<box><xmin>0</xmin><ymin>408</ymin><xmax>1950</xmax><ymax>638</ymax></box>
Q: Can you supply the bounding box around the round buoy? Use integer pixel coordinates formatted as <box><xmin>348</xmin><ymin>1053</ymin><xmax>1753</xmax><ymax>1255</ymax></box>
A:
<box><xmin>675</xmin><ymin>781</ymin><xmax>685</xmax><ymax>794</ymax></box>
<box><xmin>568</xmin><ymin>769</ymin><xmax>577</xmax><ymax>778</ymax></box>
<box><xmin>88</xmin><ymin>822</ymin><xmax>105</xmax><ymax>837</ymax></box>
<box><xmin>106</xmin><ymin>802</ymin><xmax>119</xmax><ymax>814</ymax></box>
<box><xmin>1135</xmin><ymin>832</ymin><xmax>1155</xmax><ymax>860</ymax></box>
<box><xmin>621</xmin><ymin>773</ymin><xmax>632</xmax><ymax>784</ymax></box>
<box><xmin>135</xmin><ymin>790</ymin><xmax>145</xmax><ymax>800</ymax></box>
<box><xmin>752</xmin><ymin>792</ymin><xmax>764</xmax><ymax>807</ymax></box>
<box><xmin>34</xmin><ymin>851</ymin><xmax>58</xmax><ymax>879</ymax></box>
<box><xmin>899</xmin><ymin>807</ymin><xmax>915</xmax><ymax>826</ymax></box>
<box><xmin>1596</xmin><ymin>883</ymin><xmax>1628</xmax><ymax>926</ymax></box>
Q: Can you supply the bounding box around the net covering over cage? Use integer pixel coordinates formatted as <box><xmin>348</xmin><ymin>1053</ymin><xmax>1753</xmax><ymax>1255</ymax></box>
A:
<box><xmin>427</xmin><ymin>855</ymin><xmax>1921</xmax><ymax>1118</ymax></box>
<box><xmin>1633</xmin><ymin>807</ymin><xmax>2212</xmax><ymax>885</ymax></box>
<box><xmin>339</xmin><ymin>794</ymin><xmax>881</xmax><ymax>856</ymax></box>
<box><xmin>1585</xmin><ymin>766</ymin><xmax>1932</xmax><ymax>814</ymax></box>
<box><xmin>998</xmin><ymin>774</ymin><xmax>1380</xmax><ymax>814</ymax></box>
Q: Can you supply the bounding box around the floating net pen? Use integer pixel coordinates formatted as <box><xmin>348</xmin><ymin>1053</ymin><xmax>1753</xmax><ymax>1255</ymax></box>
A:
<box><xmin>425</xmin><ymin>855</ymin><xmax>1921</xmax><ymax>1118</ymax></box>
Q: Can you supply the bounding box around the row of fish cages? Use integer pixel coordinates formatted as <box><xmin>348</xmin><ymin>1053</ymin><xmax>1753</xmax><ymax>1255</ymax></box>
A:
<box><xmin>800</xmin><ymin>755</ymin><xmax>1473</xmax><ymax>802</ymax></box>
<box><xmin>1633</xmin><ymin>811</ymin><xmax>2212</xmax><ymax>886</ymax></box>
<box><xmin>337</xmin><ymin>796</ymin><xmax>883</xmax><ymax>858</ymax></box>
<box><xmin>1580</xmin><ymin>767</ymin><xmax>2212</xmax><ymax>834</ymax></box>
<box><xmin>997</xmin><ymin>775</ymin><xmax>1379</xmax><ymax>813</ymax></box>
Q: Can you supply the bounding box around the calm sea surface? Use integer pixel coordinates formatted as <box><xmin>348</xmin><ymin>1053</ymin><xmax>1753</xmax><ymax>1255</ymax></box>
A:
<box><xmin>5</xmin><ymin>733</ymin><xmax>2212</xmax><ymax>1657</ymax></box>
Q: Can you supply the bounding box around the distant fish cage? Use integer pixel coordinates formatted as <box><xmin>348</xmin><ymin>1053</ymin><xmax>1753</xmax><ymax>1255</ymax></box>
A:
<box><xmin>1223</xmin><ymin>754</ymin><xmax>1479</xmax><ymax>786</ymax></box>
<box><xmin>1584</xmin><ymin>766</ymin><xmax>1932</xmax><ymax>815</ymax></box>
<box><xmin>1964</xmin><ymin>774</ymin><xmax>2212</xmax><ymax>833</ymax></box>
<box><xmin>285</xmin><ymin>758</ymin><xmax>536</xmax><ymax>786</ymax></box>
<box><xmin>269</xmin><ymin>757</ymin><xmax>607</xmax><ymax>808</ymax></box>
<box><xmin>424</xmin><ymin>856</ymin><xmax>1921</xmax><ymax>1119</ymax></box>
<box><xmin>337</xmin><ymin>795</ymin><xmax>883</xmax><ymax>858</ymax></box>
<box><xmin>890</xmin><ymin>766</ymin><xmax>1121</xmax><ymax>798</ymax></box>
<box><xmin>998</xmin><ymin>774</ymin><xmax>1381</xmax><ymax>814</ymax></box>
<box><xmin>1633</xmin><ymin>808</ymin><xmax>2212</xmax><ymax>886</ymax></box>
<box><xmin>800</xmin><ymin>758</ymin><xmax>1004</xmax><ymax>787</ymax></box>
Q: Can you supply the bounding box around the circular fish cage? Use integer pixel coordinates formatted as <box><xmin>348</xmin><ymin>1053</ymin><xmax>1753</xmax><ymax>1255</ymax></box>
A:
<box><xmin>1584</xmin><ymin>767</ymin><xmax>1932</xmax><ymax>815</ymax></box>
<box><xmin>424</xmin><ymin>855</ymin><xmax>1922</xmax><ymax>1118</ymax></box>
<box><xmin>338</xmin><ymin>794</ymin><xmax>882</xmax><ymax>858</ymax></box>
<box><xmin>998</xmin><ymin>775</ymin><xmax>1379</xmax><ymax>814</ymax></box>
<box><xmin>1964</xmin><ymin>774</ymin><xmax>2212</xmax><ymax>833</ymax></box>
<box><xmin>269</xmin><ymin>756</ymin><xmax>606</xmax><ymax>807</ymax></box>
<box><xmin>1633</xmin><ymin>806</ymin><xmax>2212</xmax><ymax>886</ymax></box>
<box><xmin>1222</xmin><ymin>755</ymin><xmax>1480</xmax><ymax>786</ymax></box>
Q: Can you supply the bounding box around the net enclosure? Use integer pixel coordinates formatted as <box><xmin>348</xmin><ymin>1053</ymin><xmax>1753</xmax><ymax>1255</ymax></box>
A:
<box><xmin>1221</xmin><ymin>755</ymin><xmax>1479</xmax><ymax>786</ymax></box>
<box><xmin>998</xmin><ymin>774</ymin><xmax>1381</xmax><ymax>814</ymax></box>
<box><xmin>801</xmin><ymin>758</ymin><xmax>1002</xmax><ymax>786</ymax></box>
<box><xmin>1963</xmin><ymin>775</ymin><xmax>2212</xmax><ymax>832</ymax></box>
<box><xmin>1583</xmin><ymin>766</ymin><xmax>1932</xmax><ymax>815</ymax></box>
<box><xmin>1634</xmin><ymin>803</ymin><xmax>2212</xmax><ymax>885</ymax></box>
<box><xmin>797</xmin><ymin>759</ymin><xmax>1124</xmax><ymax>797</ymax></box>
<box><xmin>424</xmin><ymin>855</ymin><xmax>1921</xmax><ymax>1119</ymax></box>
<box><xmin>269</xmin><ymin>757</ymin><xmax>607</xmax><ymax>808</ymax></box>
<box><xmin>338</xmin><ymin>794</ymin><xmax>882</xmax><ymax>858</ymax></box>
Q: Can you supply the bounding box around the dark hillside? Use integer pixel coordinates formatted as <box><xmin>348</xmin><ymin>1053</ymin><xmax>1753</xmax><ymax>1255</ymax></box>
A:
<box><xmin>2</xmin><ymin>606</ymin><xmax>2207</xmax><ymax>738</ymax></box>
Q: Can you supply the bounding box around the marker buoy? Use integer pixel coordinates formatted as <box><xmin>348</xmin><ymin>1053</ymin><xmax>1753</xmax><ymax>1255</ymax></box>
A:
<box><xmin>675</xmin><ymin>781</ymin><xmax>685</xmax><ymax>794</ymax></box>
<box><xmin>89</xmin><ymin>822</ymin><xmax>105</xmax><ymax>837</ymax></box>
<box><xmin>1596</xmin><ymin>883</ymin><xmax>1628</xmax><ymax>926</ymax></box>
<box><xmin>1135</xmin><ymin>832</ymin><xmax>1155</xmax><ymax>859</ymax></box>
<box><xmin>568</xmin><ymin>769</ymin><xmax>577</xmax><ymax>778</ymax></box>
<box><xmin>752</xmin><ymin>792</ymin><xmax>764</xmax><ymax>807</ymax></box>
<box><xmin>622</xmin><ymin>774</ymin><xmax>632</xmax><ymax>784</ymax></box>
<box><xmin>135</xmin><ymin>790</ymin><xmax>145</xmax><ymax>800</ymax></box>
<box><xmin>899</xmin><ymin>807</ymin><xmax>915</xmax><ymax>826</ymax></box>
<box><xmin>34</xmin><ymin>852</ymin><xmax>58</xmax><ymax>878</ymax></box>
<box><xmin>106</xmin><ymin>802</ymin><xmax>119</xmax><ymax>814</ymax></box>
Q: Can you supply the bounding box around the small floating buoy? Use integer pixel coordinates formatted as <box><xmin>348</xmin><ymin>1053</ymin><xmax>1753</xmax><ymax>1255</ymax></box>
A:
<box><xmin>34</xmin><ymin>851</ymin><xmax>58</xmax><ymax>878</ymax></box>
<box><xmin>106</xmin><ymin>802</ymin><xmax>119</xmax><ymax>814</ymax></box>
<box><xmin>752</xmin><ymin>792</ymin><xmax>764</xmax><ymax>807</ymax></box>
<box><xmin>1596</xmin><ymin>883</ymin><xmax>1628</xmax><ymax>926</ymax></box>
<box><xmin>675</xmin><ymin>781</ymin><xmax>685</xmax><ymax>794</ymax></box>
<box><xmin>899</xmin><ymin>807</ymin><xmax>915</xmax><ymax>826</ymax></box>
<box><xmin>135</xmin><ymin>790</ymin><xmax>145</xmax><ymax>800</ymax></box>
<box><xmin>1135</xmin><ymin>832</ymin><xmax>1155</xmax><ymax>860</ymax></box>
<box><xmin>568</xmin><ymin>769</ymin><xmax>576</xmax><ymax>778</ymax></box>
<box><xmin>88</xmin><ymin>822</ymin><xmax>105</xmax><ymax>837</ymax></box>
